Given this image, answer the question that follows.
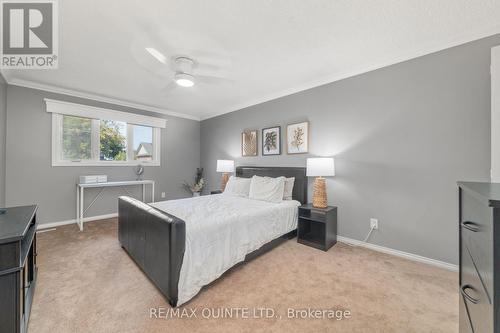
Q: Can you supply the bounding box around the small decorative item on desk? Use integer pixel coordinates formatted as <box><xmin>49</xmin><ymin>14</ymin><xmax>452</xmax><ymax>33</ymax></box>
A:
<box><xmin>183</xmin><ymin>168</ymin><xmax>205</xmax><ymax>197</ymax></box>
<box><xmin>216</xmin><ymin>160</ymin><xmax>235</xmax><ymax>191</ymax></box>
<box><xmin>306</xmin><ymin>158</ymin><xmax>335</xmax><ymax>208</ymax></box>
<box><xmin>134</xmin><ymin>164</ymin><xmax>144</xmax><ymax>181</ymax></box>
<box><xmin>79</xmin><ymin>175</ymin><xmax>108</xmax><ymax>184</ymax></box>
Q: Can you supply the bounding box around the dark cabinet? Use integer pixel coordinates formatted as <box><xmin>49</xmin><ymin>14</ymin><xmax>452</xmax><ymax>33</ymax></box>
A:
<box><xmin>0</xmin><ymin>205</ymin><xmax>38</xmax><ymax>333</ymax></box>
<box><xmin>297</xmin><ymin>204</ymin><xmax>337</xmax><ymax>251</ymax></box>
<box><xmin>458</xmin><ymin>182</ymin><xmax>500</xmax><ymax>333</ymax></box>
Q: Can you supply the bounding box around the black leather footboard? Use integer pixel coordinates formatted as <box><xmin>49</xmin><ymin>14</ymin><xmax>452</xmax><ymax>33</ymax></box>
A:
<box><xmin>118</xmin><ymin>196</ymin><xmax>185</xmax><ymax>307</ymax></box>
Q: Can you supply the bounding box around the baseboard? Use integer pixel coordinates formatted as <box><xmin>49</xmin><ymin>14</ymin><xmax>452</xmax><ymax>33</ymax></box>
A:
<box><xmin>337</xmin><ymin>236</ymin><xmax>458</xmax><ymax>272</ymax></box>
<box><xmin>37</xmin><ymin>213</ymin><xmax>118</xmax><ymax>230</ymax></box>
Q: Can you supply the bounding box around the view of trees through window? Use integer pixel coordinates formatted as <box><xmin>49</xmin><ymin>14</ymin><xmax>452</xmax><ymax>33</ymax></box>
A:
<box><xmin>100</xmin><ymin>120</ymin><xmax>127</xmax><ymax>161</ymax></box>
<box><xmin>60</xmin><ymin>115</ymin><xmax>155</xmax><ymax>163</ymax></box>
<box><xmin>62</xmin><ymin>115</ymin><xmax>92</xmax><ymax>160</ymax></box>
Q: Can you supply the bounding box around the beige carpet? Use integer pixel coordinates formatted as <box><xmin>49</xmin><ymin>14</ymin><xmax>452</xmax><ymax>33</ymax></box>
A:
<box><xmin>29</xmin><ymin>219</ymin><xmax>458</xmax><ymax>333</ymax></box>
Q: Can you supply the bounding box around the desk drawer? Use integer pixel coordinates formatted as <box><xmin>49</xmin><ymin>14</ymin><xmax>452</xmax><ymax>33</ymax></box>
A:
<box><xmin>460</xmin><ymin>190</ymin><xmax>493</xmax><ymax>298</ymax></box>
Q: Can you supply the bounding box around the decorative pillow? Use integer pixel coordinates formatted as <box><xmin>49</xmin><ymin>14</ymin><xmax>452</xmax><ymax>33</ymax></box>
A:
<box><xmin>223</xmin><ymin>176</ymin><xmax>251</xmax><ymax>197</ymax></box>
<box><xmin>283</xmin><ymin>177</ymin><xmax>295</xmax><ymax>200</ymax></box>
<box><xmin>248</xmin><ymin>176</ymin><xmax>286</xmax><ymax>203</ymax></box>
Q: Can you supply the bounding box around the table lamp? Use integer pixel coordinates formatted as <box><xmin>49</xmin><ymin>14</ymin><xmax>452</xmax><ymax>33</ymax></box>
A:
<box><xmin>306</xmin><ymin>158</ymin><xmax>335</xmax><ymax>208</ymax></box>
<box><xmin>216</xmin><ymin>160</ymin><xmax>235</xmax><ymax>191</ymax></box>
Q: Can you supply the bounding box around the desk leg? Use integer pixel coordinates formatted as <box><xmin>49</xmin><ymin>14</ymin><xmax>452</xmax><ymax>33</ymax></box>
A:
<box><xmin>79</xmin><ymin>187</ymin><xmax>84</xmax><ymax>231</ymax></box>
<box><xmin>76</xmin><ymin>186</ymin><xmax>80</xmax><ymax>229</ymax></box>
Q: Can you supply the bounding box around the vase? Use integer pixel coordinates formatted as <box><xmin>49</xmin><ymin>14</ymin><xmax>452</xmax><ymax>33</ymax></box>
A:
<box><xmin>193</xmin><ymin>192</ymin><xmax>201</xmax><ymax>197</ymax></box>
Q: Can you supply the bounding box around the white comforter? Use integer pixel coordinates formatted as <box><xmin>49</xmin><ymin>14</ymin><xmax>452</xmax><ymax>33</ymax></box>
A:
<box><xmin>150</xmin><ymin>194</ymin><xmax>300</xmax><ymax>306</ymax></box>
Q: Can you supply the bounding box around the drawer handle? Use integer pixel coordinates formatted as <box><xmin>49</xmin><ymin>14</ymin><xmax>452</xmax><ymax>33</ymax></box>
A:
<box><xmin>461</xmin><ymin>221</ymin><xmax>479</xmax><ymax>232</ymax></box>
<box><xmin>461</xmin><ymin>285</ymin><xmax>479</xmax><ymax>304</ymax></box>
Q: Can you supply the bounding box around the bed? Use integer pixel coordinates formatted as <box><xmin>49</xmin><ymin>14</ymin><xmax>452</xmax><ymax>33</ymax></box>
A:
<box><xmin>118</xmin><ymin>166</ymin><xmax>307</xmax><ymax>307</ymax></box>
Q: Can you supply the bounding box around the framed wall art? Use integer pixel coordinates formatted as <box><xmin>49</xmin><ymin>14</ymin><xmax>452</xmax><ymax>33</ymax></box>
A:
<box><xmin>241</xmin><ymin>130</ymin><xmax>258</xmax><ymax>156</ymax></box>
<box><xmin>262</xmin><ymin>126</ymin><xmax>281</xmax><ymax>156</ymax></box>
<box><xmin>286</xmin><ymin>121</ymin><xmax>309</xmax><ymax>154</ymax></box>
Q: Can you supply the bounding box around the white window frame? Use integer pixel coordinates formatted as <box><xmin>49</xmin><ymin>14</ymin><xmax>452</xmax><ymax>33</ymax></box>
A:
<box><xmin>47</xmin><ymin>99</ymin><xmax>165</xmax><ymax>167</ymax></box>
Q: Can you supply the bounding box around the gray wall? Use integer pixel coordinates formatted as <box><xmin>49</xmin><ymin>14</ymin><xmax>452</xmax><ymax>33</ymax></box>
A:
<box><xmin>0</xmin><ymin>75</ymin><xmax>6</xmax><ymax>207</ymax></box>
<box><xmin>5</xmin><ymin>85</ymin><xmax>200</xmax><ymax>225</ymax></box>
<box><xmin>201</xmin><ymin>34</ymin><xmax>500</xmax><ymax>265</ymax></box>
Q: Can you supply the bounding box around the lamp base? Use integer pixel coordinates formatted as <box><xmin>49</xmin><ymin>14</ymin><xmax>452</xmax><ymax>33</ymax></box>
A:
<box><xmin>221</xmin><ymin>173</ymin><xmax>230</xmax><ymax>191</ymax></box>
<box><xmin>312</xmin><ymin>177</ymin><xmax>328</xmax><ymax>208</ymax></box>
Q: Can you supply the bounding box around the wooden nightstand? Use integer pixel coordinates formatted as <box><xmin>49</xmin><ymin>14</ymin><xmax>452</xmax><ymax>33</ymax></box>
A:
<box><xmin>298</xmin><ymin>204</ymin><xmax>337</xmax><ymax>251</ymax></box>
<box><xmin>210</xmin><ymin>190</ymin><xmax>222</xmax><ymax>194</ymax></box>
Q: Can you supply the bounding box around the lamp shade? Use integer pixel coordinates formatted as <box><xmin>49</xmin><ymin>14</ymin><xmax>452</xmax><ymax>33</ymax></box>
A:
<box><xmin>306</xmin><ymin>158</ymin><xmax>335</xmax><ymax>177</ymax></box>
<box><xmin>216</xmin><ymin>160</ymin><xmax>235</xmax><ymax>173</ymax></box>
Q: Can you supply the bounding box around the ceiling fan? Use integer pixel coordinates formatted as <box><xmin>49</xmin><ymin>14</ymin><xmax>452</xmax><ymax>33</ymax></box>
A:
<box><xmin>144</xmin><ymin>47</ymin><xmax>231</xmax><ymax>91</ymax></box>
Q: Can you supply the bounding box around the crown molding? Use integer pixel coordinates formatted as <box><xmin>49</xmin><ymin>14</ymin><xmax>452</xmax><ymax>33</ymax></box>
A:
<box><xmin>201</xmin><ymin>25</ymin><xmax>500</xmax><ymax>120</ymax></box>
<box><xmin>0</xmin><ymin>74</ymin><xmax>200</xmax><ymax>121</ymax></box>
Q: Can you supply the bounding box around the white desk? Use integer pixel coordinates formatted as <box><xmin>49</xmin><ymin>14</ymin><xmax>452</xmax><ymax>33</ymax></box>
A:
<box><xmin>76</xmin><ymin>180</ymin><xmax>155</xmax><ymax>230</ymax></box>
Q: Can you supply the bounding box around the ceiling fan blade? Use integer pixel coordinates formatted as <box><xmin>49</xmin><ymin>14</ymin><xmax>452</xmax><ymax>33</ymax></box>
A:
<box><xmin>131</xmin><ymin>24</ymin><xmax>232</xmax><ymax>72</ymax></box>
<box><xmin>188</xmin><ymin>49</ymin><xmax>232</xmax><ymax>68</ymax></box>
<box><xmin>161</xmin><ymin>81</ymin><xmax>179</xmax><ymax>94</ymax></box>
<box><xmin>196</xmin><ymin>75</ymin><xmax>233</xmax><ymax>85</ymax></box>
<box><xmin>194</xmin><ymin>64</ymin><xmax>232</xmax><ymax>78</ymax></box>
<box><xmin>131</xmin><ymin>42</ymin><xmax>174</xmax><ymax>78</ymax></box>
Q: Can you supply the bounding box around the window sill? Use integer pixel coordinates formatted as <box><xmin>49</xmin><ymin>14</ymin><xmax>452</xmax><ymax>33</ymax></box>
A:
<box><xmin>52</xmin><ymin>161</ymin><xmax>160</xmax><ymax>167</ymax></box>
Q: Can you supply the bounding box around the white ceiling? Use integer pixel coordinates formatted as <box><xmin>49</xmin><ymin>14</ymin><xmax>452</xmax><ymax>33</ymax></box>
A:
<box><xmin>3</xmin><ymin>0</ymin><xmax>500</xmax><ymax>121</ymax></box>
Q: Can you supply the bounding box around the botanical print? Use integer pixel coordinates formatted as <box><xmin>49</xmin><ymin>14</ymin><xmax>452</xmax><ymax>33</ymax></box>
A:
<box><xmin>287</xmin><ymin>121</ymin><xmax>309</xmax><ymax>154</ymax></box>
<box><xmin>242</xmin><ymin>130</ymin><xmax>258</xmax><ymax>156</ymax></box>
<box><xmin>262</xmin><ymin>126</ymin><xmax>281</xmax><ymax>155</ymax></box>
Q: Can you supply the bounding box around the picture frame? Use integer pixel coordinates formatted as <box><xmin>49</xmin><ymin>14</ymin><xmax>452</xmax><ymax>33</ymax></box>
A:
<box><xmin>262</xmin><ymin>126</ymin><xmax>281</xmax><ymax>156</ymax></box>
<box><xmin>241</xmin><ymin>130</ymin><xmax>258</xmax><ymax>156</ymax></box>
<box><xmin>286</xmin><ymin>121</ymin><xmax>309</xmax><ymax>154</ymax></box>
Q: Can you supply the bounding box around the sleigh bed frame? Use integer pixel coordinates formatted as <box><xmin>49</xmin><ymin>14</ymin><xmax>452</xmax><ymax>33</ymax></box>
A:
<box><xmin>118</xmin><ymin>166</ymin><xmax>307</xmax><ymax>307</ymax></box>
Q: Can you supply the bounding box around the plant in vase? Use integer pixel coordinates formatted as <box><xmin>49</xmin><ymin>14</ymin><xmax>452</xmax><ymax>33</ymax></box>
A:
<box><xmin>183</xmin><ymin>168</ymin><xmax>205</xmax><ymax>197</ymax></box>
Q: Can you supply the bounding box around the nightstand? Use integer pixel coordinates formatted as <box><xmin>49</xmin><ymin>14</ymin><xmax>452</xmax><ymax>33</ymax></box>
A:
<box><xmin>297</xmin><ymin>204</ymin><xmax>337</xmax><ymax>251</ymax></box>
<box><xmin>210</xmin><ymin>190</ymin><xmax>222</xmax><ymax>194</ymax></box>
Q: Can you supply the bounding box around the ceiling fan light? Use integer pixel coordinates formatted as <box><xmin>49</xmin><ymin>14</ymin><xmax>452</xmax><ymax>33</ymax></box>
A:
<box><xmin>175</xmin><ymin>73</ymin><xmax>195</xmax><ymax>87</ymax></box>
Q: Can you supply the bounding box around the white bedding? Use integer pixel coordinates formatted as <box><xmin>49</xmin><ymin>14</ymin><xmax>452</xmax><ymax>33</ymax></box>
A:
<box><xmin>150</xmin><ymin>194</ymin><xmax>300</xmax><ymax>306</ymax></box>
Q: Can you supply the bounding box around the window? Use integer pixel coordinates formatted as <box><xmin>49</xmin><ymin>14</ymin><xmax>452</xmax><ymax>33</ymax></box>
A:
<box><xmin>62</xmin><ymin>115</ymin><xmax>92</xmax><ymax>161</ymax></box>
<box><xmin>100</xmin><ymin>120</ymin><xmax>127</xmax><ymax>161</ymax></box>
<box><xmin>48</xmin><ymin>99</ymin><xmax>165</xmax><ymax>166</ymax></box>
<box><xmin>132</xmin><ymin>125</ymin><xmax>154</xmax><ymax>162</ymax></box>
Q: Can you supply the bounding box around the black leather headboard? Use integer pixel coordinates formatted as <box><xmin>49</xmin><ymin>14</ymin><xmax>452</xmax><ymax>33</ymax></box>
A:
<box><xmin>236</xmin><ymin>166</ymin><xmax>308</xmax><ymax>204</ymax></box>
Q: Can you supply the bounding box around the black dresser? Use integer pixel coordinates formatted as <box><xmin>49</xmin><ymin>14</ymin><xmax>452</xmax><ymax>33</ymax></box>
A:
<box><xmin>458</xmin><ymin>182</ymin><xmax>500</xmax><ymax>333</ymax></box>
<box><xmin>0</xmin><ymin>205</ymin><xmax>38</xmax><ymax>333</ymax></box>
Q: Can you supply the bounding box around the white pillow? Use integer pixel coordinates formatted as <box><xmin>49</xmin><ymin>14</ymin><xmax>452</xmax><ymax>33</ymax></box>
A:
<box><xmin>223</xmin><ymin>176</ymin><xmax>251</xmax><ymax>197</ymax></box>
<box><xmin>248</xmin><ymin>176</ymin><xmax>286</xmax><ymax>203</ymax></box>
<box><xmin>283</xmin><ymin>177</ymin><xmax>295</xmax><ymax>200</ymax></box>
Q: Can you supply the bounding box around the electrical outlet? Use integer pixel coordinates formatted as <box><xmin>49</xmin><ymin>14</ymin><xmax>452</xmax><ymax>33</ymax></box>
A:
<box><xmin>370</xmin><ymin>218</ymin><xmax>378</xmax><ymax>230</ymax></box>
<box><xmin>161</xmin><ymin>192</ymin><xmax>166</xmax><ymax>198</ymax></box>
